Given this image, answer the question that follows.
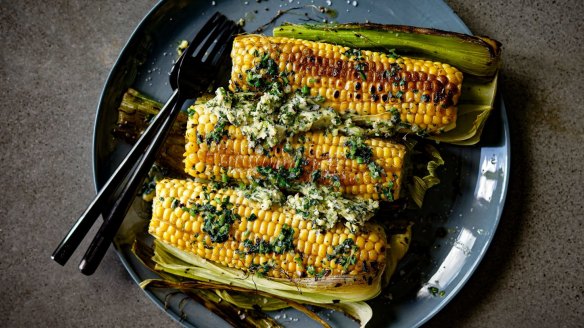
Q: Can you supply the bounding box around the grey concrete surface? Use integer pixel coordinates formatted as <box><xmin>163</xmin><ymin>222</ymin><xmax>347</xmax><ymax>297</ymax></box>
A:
<box><xmin>0</xmin><ymin>0</ymin><xmax>582</xmax><ymax>327</ymax></box>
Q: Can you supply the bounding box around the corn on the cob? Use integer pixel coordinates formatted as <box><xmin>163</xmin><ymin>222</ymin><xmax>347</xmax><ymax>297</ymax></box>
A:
<box><xmin>184</xmin><ymin>104</ymin><xmax>406</xmax><ymax>201</ymax></box>
<box><xmin>149</xmin><ymin>179</ymin><xmax>388</xmax><ymax>279</ymax></box>
<box><xmin>229</xmin><ymin>35</ymin><xmax>462</xmax><ymax>134</ymax></box>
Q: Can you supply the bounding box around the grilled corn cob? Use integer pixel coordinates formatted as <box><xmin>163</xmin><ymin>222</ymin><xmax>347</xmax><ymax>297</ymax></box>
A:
<box><xmin>149</xmin><ymin>179</ymin><xmax>388</xmax><ymax>280</ymax></box>
<box><xmin>114</xmin><ymin>89</ymin><xmax>187</xmax><ymax>174</ymax></box>
<box><xmin>229</xmin><ymin>35</ymin><xmax>462</xmax><ymax>134</ymax></box>
<box><xmin>185</xmin><ymin>103</ymin><xmax>406</xmax><ymax>201</ymax></box>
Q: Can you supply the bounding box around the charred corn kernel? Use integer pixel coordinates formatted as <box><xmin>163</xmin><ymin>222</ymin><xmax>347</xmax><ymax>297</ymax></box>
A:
<box><xmin>229</xmin><ymin>35</ymin><xmax>461</xmax><ymax>134</ymax></box>
<box><xmin>149</xmin><ymin>179</ymin><xmax>388</xmax><ymax>278</ymax></box>
<box><xmin>185</xmin><ymin>104</ymin><xmax>405</xmax><ymax>201</ymax></box>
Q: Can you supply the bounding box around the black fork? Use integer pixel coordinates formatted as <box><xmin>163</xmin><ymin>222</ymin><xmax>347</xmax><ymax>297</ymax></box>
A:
<box><xmin>52</xmin><ymin>13</ymin><xmax>241</xmax><ymax>275</ymax></box>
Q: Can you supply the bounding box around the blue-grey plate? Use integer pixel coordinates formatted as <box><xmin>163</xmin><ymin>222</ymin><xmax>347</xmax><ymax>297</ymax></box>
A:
<box><xmin>93</xmin><ymin>0</ymin><xmax>510</xmax><ymax>327</ymax></box>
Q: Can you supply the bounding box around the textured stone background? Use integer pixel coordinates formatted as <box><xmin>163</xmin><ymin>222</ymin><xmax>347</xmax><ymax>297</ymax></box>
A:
<box><xmin>0</xmin><ymin>0</ymin><xmax>582</xmax><ymax>327</ymax></box>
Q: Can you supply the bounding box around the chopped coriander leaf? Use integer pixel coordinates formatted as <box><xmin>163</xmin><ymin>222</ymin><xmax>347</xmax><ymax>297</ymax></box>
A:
<box><xmin>343</xmin><ymin>48</ymin><xmax>363</xmax><ymax>61</ymax></box>
<box><xmin>283</xmin><ymin>141</ymin><xmax>294</xmax><ymax>154</ymax></box>
<box><xmin>428</xmin><ymin>286</ymin><xmax>446</xmax><ymax>297</ymax></box>
<box><xmin>377</xmin><ymin>180</ymin><xmax>395</xmax><ymax>202</ymax></box>
<box><xmin>310</xmin><ymin>169</ymin><xmax>322</xmax><ymax>182</ymax></box>
<box><xmin>249</xmin><ymin>261</ymin><xmax>274</xmax><ymax>277</ymax></box>
<box><xmin>345</xmin><ymin>136</ymin><xmax>373</xmax><ymax>164</ymax></box>
<box><xmin>368</xmin><ymin>162</ymin><xmax>384</xmax><ymax>180</ymax></box>
<box><xmin>256</xmin><ymin>146</ymin><xmax>305</xmax><ymax>188</ymax></box>
<box><xmin>389</xmin><ymin>107</ymin><xmax>401</xmax><ymax>124</ymax></box>
<box><xmin>315</xmin><ymin>269</ymin><xmax>330</xmax><ymax>279</ymax></box>
<box><xmin>246</xmin><ymin>71</ymin><xmax>264</xmax><ymax>88</ymax></box>
<box><xmin>331</xmin><ymin>175</ymin><xmax>341</xmax><ymax>187</ymax></box>
<box><xmin>221</xmin><ymin>171</ymin><xmax>230</xmax><ymax>183</ymax></box>
<box><xmin>241</xmin><ymin>224</ymin><xmax>294</xmax><ymax>255</ymax></box>
<box><xmin>389</xmin><ymin>62</ymin><xmax>401</xmax><ymax>76</ymax></box>
<box><xmin>313</xmin><ymin>95</ymin><xmax>325</xmax><ymax>103</ymax></box>
<box><xmin>272</xmin><ymin>224</ymin><xmax>295</xmax><ymax>254</ymax></box>
<box><xmin>205</xmin><ymin>118</ymin><xmax>228</xmax><ymax>145</ymax></box>
<box><xmin>387</xmin><ymin>48</ymin><xmax>401</xmax><ymax>59</ymax></box>
<box><xmin>187</xmin><ymin>197</ymin><xmax>241</xmax><ymax>243</ymax></box>
<box><xmin>354</xmin><ymin>62</ymin><xmax>368</xmax><ymax>80</ymax></box>
<box><xmin>294</xmin><ymin>255</ymin><xmax>303</xmax><ymax>266</ymax></box>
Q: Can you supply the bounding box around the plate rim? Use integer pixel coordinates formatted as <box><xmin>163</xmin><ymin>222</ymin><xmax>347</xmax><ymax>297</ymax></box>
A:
<box><xmin>91</xmin><ymin>0</ymin><xmax>511</xmax><ymax>326</ymax></box>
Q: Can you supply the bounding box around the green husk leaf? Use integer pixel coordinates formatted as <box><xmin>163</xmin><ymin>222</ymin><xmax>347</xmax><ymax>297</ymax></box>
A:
<box><xmin>199</xmin><ymin>290</ymin><xmax>284</xmax><ymax>328</ymax></box>
<box><xmin>214</xmin><ymin>290</ymin><xmax>289</xmax><ymax>311</ymax></box>
<box><xmin>151</xmin><ymin>239</ymin><xmax>382</xmax><ymax>304</ymax></box>
<box><xmin>132</xmin><ymin>222</ymin><xmax>412</xmax><ymax>327</ymax></box>
<box><xmin>408</xmin><ymin>144</ymin><xmax>444</xmax><ymax>207</ymax></box>
<box><xmin>273</xmin><ymin>23</ymin><xmax>501</xmax><ymax>77</ymax></box>
<box><xmin>140</xmin><ymin>279</ymin><xmax>333</xmax><ymax>327</ymax></box>
<box><xmin>132</xmin><ymin>242</ymin><xmax>284</xmax><ymax>328</ymax></box>
<box><xmin>431</xmin><ymin>75</ymin><xmax>498</xmax><ymax>145</ymax></box>
<box><xmin>322</xmin><ymin>302</ymin><xmax>373</xmax><ymax>328</ymax></box>
<box><xmin>382</xmin><ymin>223</ymin><xmax>412</xmax><ymax>287</ymax></box>
<box><xmin>141</xmin><ymin>278</ymin><xmax>323</xmax><ymax>327</ymax></box>
<box><xmin>214</xmin><ymin>288</ymin><xmax>374</xmax><ymax>328</ymax></box>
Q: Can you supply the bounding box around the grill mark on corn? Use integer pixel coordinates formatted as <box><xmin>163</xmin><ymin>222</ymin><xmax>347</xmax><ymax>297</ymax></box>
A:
<box><xmin>195</xmin><ymin>150</ymin><xmax>402</xmax><ymax>190</ymax></box>
<box><xmin>230</xmin><ymin>35</ymin><xmax>462</xmax><ymax>132</ymax></box>
<box><xmin>185</xmin><ymin>110</ymin><xmax>405</xmax><ymax>200</ymax></box>
<box><xmin>293</xmin><ymin>50</ymin><xmax>455</xmax><ymax>104</ymax></box>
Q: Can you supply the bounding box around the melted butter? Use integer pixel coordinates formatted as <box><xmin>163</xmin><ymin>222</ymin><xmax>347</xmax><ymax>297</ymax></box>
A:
<box><xmin>203</xmin><ymin>85</ymin><xmax>342</xmax><ymax>151</ymax></box>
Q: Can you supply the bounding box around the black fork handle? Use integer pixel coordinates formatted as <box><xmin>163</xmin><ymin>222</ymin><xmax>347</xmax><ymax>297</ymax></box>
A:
<box><xmin>51</xmin><ymin>90</ymin><xmax>180</xmax><ymax>266</ymax></box>
<box><xmin>79</xmin><ymin>93</ymin><xmax>187</xmax><ymax>275</ymax></box>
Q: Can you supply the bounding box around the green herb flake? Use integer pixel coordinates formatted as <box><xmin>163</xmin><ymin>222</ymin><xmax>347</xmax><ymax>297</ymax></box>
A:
<box><xmin>387</xmin><ymin>48</ymin><xmax>401</xmax><ymax>59</ymax></box>
<box><xmin>368</xmin><ymin>162</ymin><xmax>384</xmax><ymax>180</ymax></box>
<box><xmin>205</xmin><ymin>118</ymin><xmax>228</xmax><ymax>145</ymax></box>
<box><xmin>345</xmin><ymin>137</ymin><xmax>373</xmax><ymax>164</ymax></box>
<box><xmin>221</xmin><ymin>171</ymin><xmax>230</xmax><ymax>183</ymax></box>
<box><xmin>186</xmin><ymin>196</ymin><xmax>241</xmax><ymax>243</ymax></box>
<box><xmin>272</xmin><ymin>224</ymin><xmax>295</xmax><ymax>254</ymax></box>
<box><xmin>311</xmin><ymin>169</ymin><xmax>322</xmax><ymax>182</ymax></box>
<box><xmin>377</xmin><ymin>180</ymin><xmax>395</xmax><ymax>202</ymax></box>
<box><xmin>331</xmin><ymin>175</ymin><xmax>341</xmax><ymax>188</ymax></box>
<box><xmin>428</xmin><ymin>286</ymin><xmax>446</xmax><ymax>297</ymax></box>
<box><xmin>343</xmin><ymin>48</ymin><xmax>363</xmax><ymax>61</ymax></box>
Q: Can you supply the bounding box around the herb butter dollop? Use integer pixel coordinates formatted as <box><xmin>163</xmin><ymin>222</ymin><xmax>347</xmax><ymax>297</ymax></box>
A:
<box><xmin>285</xmin><ymin>183</ymin><xmax>379</xmax><ymax>232</ymax></box>
<box><xmin>202</xmin><ymin>85</ymin><xmax>342</xmax><ymax>151</ymax></box>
